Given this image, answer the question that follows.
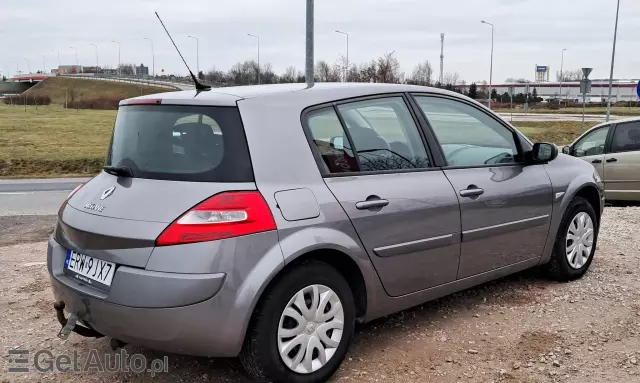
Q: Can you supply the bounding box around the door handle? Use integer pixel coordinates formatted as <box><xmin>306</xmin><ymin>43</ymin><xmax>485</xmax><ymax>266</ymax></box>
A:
<box><xmin>355</xmin><ymin>199</ymin><xmax>389</xmax><ymax>210</ymax></box>
<box><xmin>459</xmin><ymin>186</ymin><xmax>484</xmax><ymax>198</ymax></box>
<box><xmin>591</xmin><ymin>159</ymin><xmax>602</xmax><ymax>164</ymax></box>
<box><xmin>606</xmin><ymin>158</ymin><xmax>617</xmax><ymax>163</ymax></box>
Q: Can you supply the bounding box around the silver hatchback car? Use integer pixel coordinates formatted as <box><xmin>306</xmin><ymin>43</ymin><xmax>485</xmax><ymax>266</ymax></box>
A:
<box><xmin>48</xmin><ymin>83</ymin><xmax>604</xmax><ymax>383</ymax></box>
<box><xmin>562</xmin><ymin>116</ymin><xmax>640</xmax><ymax>201</ymax></box>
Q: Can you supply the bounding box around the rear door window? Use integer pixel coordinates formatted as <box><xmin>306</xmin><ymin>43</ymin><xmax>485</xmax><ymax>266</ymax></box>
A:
<box><xmin>611</xmin><ymin>121</ymin><xmax>640</xmax><ymax>153</ymax></box>
<box><xmin>336</xmin><ymin>97</ymin><xmax>431</xmax><ymax>171</ymax></box>
<box><xmin>305</xmin><ymin>97</ymin><xmax>432</xmax><ymax>174</ymax></box>
<box><xmin>108</xmin><ymin>105</ymin><xmax>253</xmax><ymax>182</ymax></box>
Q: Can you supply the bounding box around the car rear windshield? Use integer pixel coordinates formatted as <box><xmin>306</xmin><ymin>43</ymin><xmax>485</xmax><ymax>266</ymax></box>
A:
<box><xmin>107</xmin><ymin>105</ymin><xmax>253</xmax><ymax>182</ymax></box>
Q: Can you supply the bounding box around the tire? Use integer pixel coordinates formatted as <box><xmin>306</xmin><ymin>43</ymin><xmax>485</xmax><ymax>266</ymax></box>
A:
<box><xmin>240</xmin><ymin>260</ymin><xmax>356</xmax><ymax>383</ymax></box>
<box><xmin>546</xmin><ymin>196</ymin><xmax>599</xmax><ymax>281</ymax></box>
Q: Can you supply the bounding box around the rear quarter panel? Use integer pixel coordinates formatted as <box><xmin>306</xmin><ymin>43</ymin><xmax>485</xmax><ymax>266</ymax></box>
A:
<box><xmin>236</xmin><ymin>95</ymin><xmax>387</xmax><ymax>320</ymax></box>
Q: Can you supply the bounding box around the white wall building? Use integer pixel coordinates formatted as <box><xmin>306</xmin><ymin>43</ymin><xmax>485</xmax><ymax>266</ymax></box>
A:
<box><xmin>462</xmin><ymin>79</ymin><xmax>639</xmax><ymax>102</ymax></box>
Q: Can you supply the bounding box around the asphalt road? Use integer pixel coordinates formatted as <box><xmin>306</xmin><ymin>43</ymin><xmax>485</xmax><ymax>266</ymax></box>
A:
<box><xmin>0</xmin><ymin>178</ymin><xmax>88</xmax><ymax>246</ymax></box>
<box><xmin>0</xmin><ymin>178</ymin><xmax>88</xmax><ymax>217</ymax></box>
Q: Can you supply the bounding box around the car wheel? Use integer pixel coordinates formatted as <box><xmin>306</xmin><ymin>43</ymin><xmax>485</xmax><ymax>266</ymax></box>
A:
<box><xmin>240</xmin><ymin>260</ymin><xmax>355</xmax><ymax>383</ymax></box>
<box><xmin>546</xmin><ymin>196</ymin><xmax>598</xmax><ymax>281</ymax></box>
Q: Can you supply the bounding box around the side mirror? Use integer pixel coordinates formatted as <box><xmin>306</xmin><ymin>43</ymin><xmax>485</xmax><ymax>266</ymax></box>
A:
<box><xmin>561</xmin><ymin>145</ymin><xmax>571</xmax><ymax>155</ymax></box>
<box><xmin>330</xmin><ymin>136</ymin><xmax>345</xmax><ymax>150</ymax></box>
<box><xmin>531</xmin><ymin>142</ymin><xmax>558</xmax><ymax>163</ymax></box>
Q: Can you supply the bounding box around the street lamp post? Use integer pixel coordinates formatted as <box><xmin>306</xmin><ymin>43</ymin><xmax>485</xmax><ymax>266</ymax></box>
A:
<box><xmin>112</xmin><ymin>41</ymin><xmax>121</xmax><ymax>75</ymax></box>
<box><xmin>335</xmin><ymin>30</ymin><xmax>349</xmax><ymax>82</ymax></box>
<box><xmin>247</xmin><ymin>34</ymin><xmax>260</xmax><ymax>84</ymax></box>
<box><xmin>38</xmin><ymin>54</ymin><xmax>46</xmax><ymax>73</ymax></box>
<box><xmin>144</xmin><ymin>38</ymin><xmax>155</xmax><ymax>77</ymax></box>
<box><xmin>70</xmin><ymin>47</ymin><xmax>80</xmax><ymax>72</ymax></box>
<box><xmin>559</xmin><ymin>48</ymin><xmax>567</xmax><ymax>107</ymax></box>
<box><xmin>481</xmin><ymin>20</ymin><xmax>494</xmax><ymax>109</ymax></box>
<box><xmin>188</xmin><ymin>35</ymin><xmax>199</xmax><ymax>77</ymax></box>
<box><xmin>605</xmin><ymin>0</ymin><xmax>621</xmax><ymax>122</ymax></box>
<box><xmin>52</xmin><ymin>50</ymin><xmax>60</xmax><ymax>68</ymax></box>
<box><xmin>90</xmin><ymin>44</ymin><xmax>99</xmax><ymax>74</ymax></box>
<box><xmin>24</xmin><ymin>58</ymin><xmax>31</xmax><ymax>74</ymax></box>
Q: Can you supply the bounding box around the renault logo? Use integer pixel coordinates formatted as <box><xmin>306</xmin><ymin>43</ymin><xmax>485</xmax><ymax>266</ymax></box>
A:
<box><xmin>100</xmin><ymin>186</ymin><xmax>116</xmax><ymax>200</ymax></box>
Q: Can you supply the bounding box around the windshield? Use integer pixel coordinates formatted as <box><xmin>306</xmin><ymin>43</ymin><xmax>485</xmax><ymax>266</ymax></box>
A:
<box><xmin>107</xmin><ymin>105</ymin><xmax>253</xmax><ymax>182</ymax></box>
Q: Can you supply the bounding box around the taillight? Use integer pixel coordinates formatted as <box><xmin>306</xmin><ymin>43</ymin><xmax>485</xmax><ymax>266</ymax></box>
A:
<box><xmin>58</xmin><ymin>183</ymin><xmax>84</xmax><ymax>216</ymax></box>
<box><xmin>156</xmin><ymin>191</ymin><xmax>276</xmax><ymax>246</ymax></box>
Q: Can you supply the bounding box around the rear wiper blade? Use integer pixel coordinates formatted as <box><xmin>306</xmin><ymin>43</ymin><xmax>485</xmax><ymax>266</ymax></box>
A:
<box><xmin>103</xmin><ymin>166</ymin><xmax>134</xmax><ymax>177</ymax></box>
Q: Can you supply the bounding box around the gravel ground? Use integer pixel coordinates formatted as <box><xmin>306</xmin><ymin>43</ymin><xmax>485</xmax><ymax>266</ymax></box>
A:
<box><xmin>1</xmin><ymin>207</ymin><xmax>639</xmax><ymax>382</ymax></box>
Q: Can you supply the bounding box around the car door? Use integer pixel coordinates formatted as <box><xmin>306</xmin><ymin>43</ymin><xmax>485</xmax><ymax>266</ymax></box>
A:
<box><xmin>603</xmin><ymin>120</ymin><xmax>640</xmax><ymax>201</ymax></box>
<box><xmin>303</xmin><ymin>95</ymin><xmax>461</xmax><ymax>297</ymax></box>
<box><xmin>570</xmin><ymin>125</ymin><xmax>612</xmax><ymax>180</ymax></box>
<box><xmin>412</xmin><ymin>94</ymin><xmax>553</xmax><ymax>278</ymax></box>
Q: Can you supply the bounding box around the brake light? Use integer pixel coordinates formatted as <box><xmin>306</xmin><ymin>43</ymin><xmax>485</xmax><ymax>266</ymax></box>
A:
<box><xmin>156</xmin><ymin>191</ymin><xmax>276</xmax><ymax>246</ymax></box>
<box><xmin>125</xmin><ymin>98</ymin><xmax>162</xmax><ymax>105</ymax></box>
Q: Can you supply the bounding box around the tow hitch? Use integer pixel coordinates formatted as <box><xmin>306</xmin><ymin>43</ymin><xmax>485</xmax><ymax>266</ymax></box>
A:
<box><xmin>54</xmin><ymin>301</ymin><xmax>104</xmax><ymax>340</ymax></box>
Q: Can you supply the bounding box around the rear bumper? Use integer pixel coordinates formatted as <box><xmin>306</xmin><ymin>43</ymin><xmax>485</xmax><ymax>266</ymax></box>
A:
<box><xmin>49</xmin><ymin>275</ymin><xmax>239</xmax><ymax>356</ymax></box>
<box><xmin>47</xmin><ymin>235</ymin><xmax>284</xmax><ymax>357</ymax></box>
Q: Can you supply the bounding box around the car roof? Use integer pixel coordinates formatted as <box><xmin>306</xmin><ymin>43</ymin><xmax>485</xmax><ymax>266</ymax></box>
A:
<box><xmin>589</xmin><ymin>115</ymin><xmax>640</xmax><ymax>129</ymax></box>
<box><xmin>120</xmin><ymin>82</ymin><xmax>467</xmax><ymax>107</ymax></box>
<box><xmin>571</xmin><ymin>115</ymin><xmax>640</xmax><ymax>144</ymax></box>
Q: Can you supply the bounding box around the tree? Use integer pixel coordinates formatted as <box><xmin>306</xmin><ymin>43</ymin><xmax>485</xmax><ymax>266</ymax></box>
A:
<box><xmin>513</xmin><ymin>92</ymin><xmax>526</xmax><ymax>104</ymax></box>
<box><xmin>204</xmin><ymin>67</ymin><xmax>227</xmax><ymax>84</ymax></box>
<box><xmin>334</xmin><ymin>55</ymin><xmax>350</xmax><ymax>82</ymax></box>
<box><xmin>376</xmin><ymin>52</ymin><xmax>403</xmax><ymax>83</ymax></box>
<box><xmin>281</xmin><ymin>66</ymin><xmax>298</xmax><ymax>83</ymax></box>
<box><xmin>198</xmin><ymin>70</ymin><xmax>204</xmax><ymax>80</ymax></box>
<box><xmin>358</xmin><ymin>61</ymin><xmax>377</xmax><ymax>83</ymax></box>
<box><xmin>501</xmin><ymin>91</ymin><xmax>511</xmax><ymax>103</ymax></box>
<box><xmin>532</xmin><ymin>87</ymin><xmax>539</xmax><ymax>102</ymax></box>
<box><xmin>118</xmin><ymin>64</ymin><xmax>135</xmax><ymax>75</ymax></box>
<box><xmin>261</xmin><ymin>63</ymin><xmax>278</xmax><ymax>84</ymax></box>
<box><xmin>505</xmin><ymin>77</ymin><xmax>530</xmax><ymax>84</ymax></box>
<box><xmin>345</xmin><ymin>64</ymin><xmax>359</xmax><ymax>82</ymax></box>
<box><xmin>490</xmin><ymin>89</ymin><xmax>498</xmax><ymax>101</ymax></box>
<box><xmin>407</xmin><ymin>61</ymin><xmax>432</xmax><ymax>86</ymax></box>
<box><xmin>468</xmin><ymin>83</ymin><xmax>478</xmax><ymax>99</ymax></box>
<box><xmin>556</xmin><ymin>69</ymin><xmax>582</xmax><ymax>82</ymax></box>
<box><xmin>442</xmin><ymin>72</ymin><xmax>459</xmax><ymax>87</ymax></box>
<box><xmin>315</xmin><ymin>60</ymin><xmax>339</xmax><ymax>82</ymax></box>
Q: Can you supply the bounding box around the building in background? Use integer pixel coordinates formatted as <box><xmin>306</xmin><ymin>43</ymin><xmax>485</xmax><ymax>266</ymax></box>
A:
<box><xmin>535</xmin><ymin>65</ymin><xmax>550</xmax><ymax>82</ymax></box>
<box><xmin>135</xmin><ymin>64</ymin><xmax>149</xmax><ymax>76</ymax></box>
<box><xmin>460</xmin><ymin>79</ymin><xmax>639</xmax><ymax>103</ymax></box>
<box><xmin>57</xmin><ymin>65</ymin><xmax>83</xmax><ymax>74</ymax></box>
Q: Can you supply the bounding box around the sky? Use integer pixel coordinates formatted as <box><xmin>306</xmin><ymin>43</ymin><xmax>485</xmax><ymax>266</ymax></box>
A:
<box><xmin>1</xmin><ymin>0</ymin><xmax>639</xmax><ymax>83</ymax></box>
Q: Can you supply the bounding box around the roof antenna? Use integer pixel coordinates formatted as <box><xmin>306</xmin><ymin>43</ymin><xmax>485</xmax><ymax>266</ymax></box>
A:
<box><xmin>155</xmin><ymin>11</ymin><xmax>210</xmax><ymax>91</ymax></box>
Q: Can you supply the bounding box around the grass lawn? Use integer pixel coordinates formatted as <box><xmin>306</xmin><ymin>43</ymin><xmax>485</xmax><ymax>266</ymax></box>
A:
<box><xmin>26</xmin><ymin>77</ymin><xmax>168</xmax><ymax>105</ymax></box>
<box><xmin>513</xmin><ymin>121</ymin><xmax>587</xmax><ymax>145</ymax></box>
<box><xmin>494</xmin><ymin>106</ymin><xmax>640</xmax><ymax>116</ymax></box>
<box><xmin>0</xmin><ymin>104</ymin><xmax>115</xmax><ymax>178</ymax></box>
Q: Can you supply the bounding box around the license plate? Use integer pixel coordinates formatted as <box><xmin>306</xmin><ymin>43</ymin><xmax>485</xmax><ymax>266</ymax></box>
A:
<box><xmin>64</xmin><ymin>250</ymin><xmax>116</xmax><ymax>289</ymax></box>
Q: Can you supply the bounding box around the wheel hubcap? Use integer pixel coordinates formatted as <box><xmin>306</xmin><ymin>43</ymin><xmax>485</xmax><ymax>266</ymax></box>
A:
<box><xmin>566</xmin><ymin>212</ymin><xmax>594</xmax><ymax>269</ymax></box>
<box><xmin>277</xmin><ymin>284</ymin><xmax>344</xmax><ymax>374</ymax></box>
